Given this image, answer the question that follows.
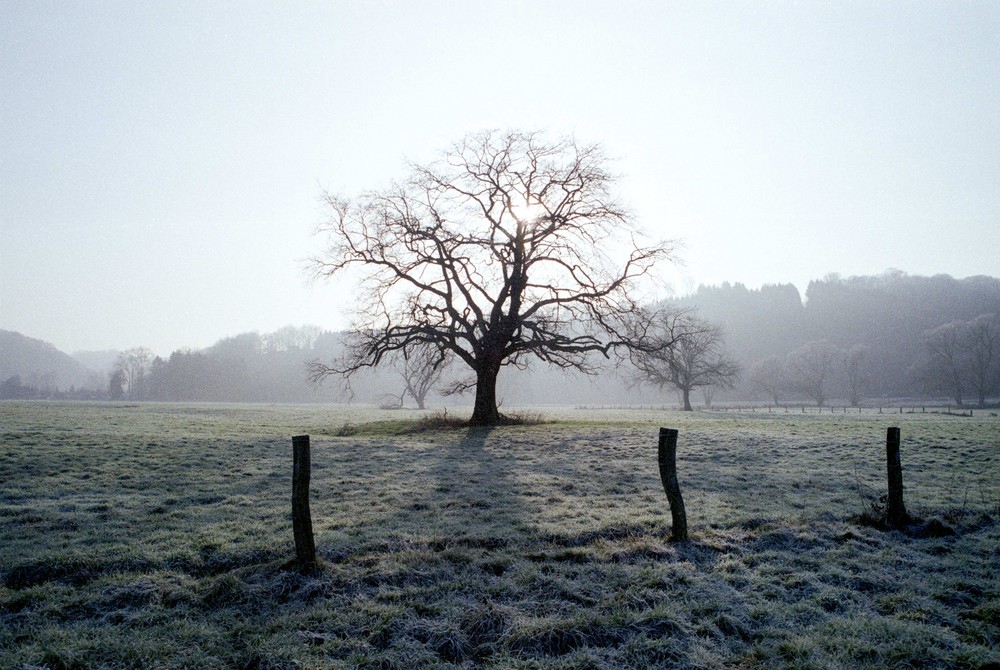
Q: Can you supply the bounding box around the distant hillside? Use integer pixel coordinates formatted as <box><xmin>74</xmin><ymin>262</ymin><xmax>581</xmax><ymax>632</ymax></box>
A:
<box><xmin>670</xmin><ymin>272</ymin><xmax>1000</xmax><ymax>401</ymax></box>
<box><xmin>0</xmin><ymin>330</ymin><xmax>103</xmax><ymax>392</ymax></box>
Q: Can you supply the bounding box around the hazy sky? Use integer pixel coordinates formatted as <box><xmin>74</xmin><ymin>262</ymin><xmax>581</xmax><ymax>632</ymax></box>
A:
<box><xmin>2</xmin><ymin>1</ymin><xmax>998</xmax><ymax>356</ymax></box>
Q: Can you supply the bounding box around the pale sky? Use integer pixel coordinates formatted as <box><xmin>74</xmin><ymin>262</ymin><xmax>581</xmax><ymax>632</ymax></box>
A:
<box><xmin>2</xmin><ymin>1</ymin><xmax>998</xmax><ymax>356</ymax></box>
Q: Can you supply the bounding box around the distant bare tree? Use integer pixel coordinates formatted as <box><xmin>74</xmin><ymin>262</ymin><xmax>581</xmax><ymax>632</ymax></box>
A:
<box><xmin>631</xmin><ymin>311</ymin><xmax>740</xmax><ymax>411</ymax></box>
<box><xmin>843</xmin><ymin>345</ymin><xmax>869</xmax><ymax>408</ymax></box>
<box><xmin>965</xmin><ymin>313</ymin><xmax>999</xmax><ymax>408</ymax></box>
<box><xmin>309</xmin><ymin>130</ymin><xmax>674</xmax><ymax>425</ymax></box>
<box><xmin>749</xmin><ymin>355</ymin><xmax>787</xmax><ymax>406</ymax></box>
<box><xmin>787</xmin><ymin>340</ymin><xmax>838</xmax><ymax>407</ymax></box>
<box><xmin>921</xmin><ymin>321</ymin><xmax>967</xmax><ymax>406</ymax></box>
<box><xmin>700</xmin><ymin>386</ymin><xmax>716</xmax><ymax>409</ymax></box>
<box><xmin>393</xmin><ymin>344</ymin><xmax>450</xmax><ymax>410</ymax></box>
<box><xmin>114</xmin><ymin>347</ymin><xmax>152</xmax><ymax>401</ymax></box>
<box><xmin>264</xmin><ymin>325</ymin><xmax>321</xmax><ymax>353</ymax></box>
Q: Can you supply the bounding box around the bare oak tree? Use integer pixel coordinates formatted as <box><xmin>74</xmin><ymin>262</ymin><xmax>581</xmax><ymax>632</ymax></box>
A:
<box><xmin>310</xmin><ymin>131</ymin><xmax>674</xmax><ymax>425</ymax></box>
<box><xmin>631</xmin><ymin>311</ymin><xmax>740</xmax><ymax>411</ymax></box>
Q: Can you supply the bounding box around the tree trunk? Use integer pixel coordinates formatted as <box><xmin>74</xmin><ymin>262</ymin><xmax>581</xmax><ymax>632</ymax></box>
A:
<box><xmin>681</xmin><ymin>387</ymin><xmax>693</xmax><ymax>411</ymax></box>
<box><xmin>470</xmin><ymin>364</ymin><xmax>501</xmax><ymax>426</ymax></box>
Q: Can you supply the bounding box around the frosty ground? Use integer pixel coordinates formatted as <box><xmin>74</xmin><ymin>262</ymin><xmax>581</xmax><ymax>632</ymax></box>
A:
<box><xmin>1</xmin><ymin>402</ymin><xmax>997</xmax><ymax>669</ymax></box>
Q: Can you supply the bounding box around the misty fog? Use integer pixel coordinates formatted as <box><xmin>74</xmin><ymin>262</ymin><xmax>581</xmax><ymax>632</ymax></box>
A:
<box><xmin>4</xmin><ymin>272</ymin><xmax>998</xmax><ymax>409</ymax></box>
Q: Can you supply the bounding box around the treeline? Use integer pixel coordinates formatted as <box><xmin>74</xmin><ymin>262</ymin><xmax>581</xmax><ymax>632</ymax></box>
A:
<box><xmin>100</xmin><ymin>272</ymin><xmax>1000</xmax><ymax>407</ymax></box>
<box><xmin>672</xmin><ymin>271</ymin><xmax>1000</xmax><ymax>407</ymax></box>
<box><xmin>4</xmin><ymin>272</ymin><xmax>997</xmax><ymax>407</ymax></box>
<box><xmin>0</xmin><ymin>330</ymin><xmax>105</xmax><ymax>400</ymax></box>
<box><xmin>0</xmin><ymin>375</ymin><xmax>106</xmax><ymax>401</ymax></box>
<box><xmin>124</xmin><ymin>328</ymin><xmax>625</xmax><ymax>405</ymax></box>
<box><xmin>110</xmin><ymin>327</ymin><xmax>345</xmax><ymax>403</ymax></box>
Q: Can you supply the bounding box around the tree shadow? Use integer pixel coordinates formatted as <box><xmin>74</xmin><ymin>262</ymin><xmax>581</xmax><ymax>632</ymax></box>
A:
<box><xmin>308</xmin><ymin>422</ymin><xmax>746</xmax><ymax>589</ymax></box>
<box><xmin>313</xmin><ymin>425</ymin><xmax>541</xmax><ymax>566</ymax></box>
<box><xmin>298</xmin><ymin>425</ymin><xmax>744</xmax><ymax>668</ymax></box>
<box><xmin>416</xmin><ymin>425</ymin><xmax>541</xmax><ymax>548</ymax></box>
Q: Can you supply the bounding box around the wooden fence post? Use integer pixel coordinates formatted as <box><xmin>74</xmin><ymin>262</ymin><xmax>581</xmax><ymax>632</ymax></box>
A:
<box><xmin>657</xmin><ymin>428</ymin><xmax>688</xmax><ymax>542</ymax></box>
<box><xmin>292</xmin><ymin>435</ymin><xmax>317</xmax><ymax>569</ymax></box>
<box><xmin>885</xmin><ymin>427</ymin><xmax>909</xmax><ymax>528</ymax></box>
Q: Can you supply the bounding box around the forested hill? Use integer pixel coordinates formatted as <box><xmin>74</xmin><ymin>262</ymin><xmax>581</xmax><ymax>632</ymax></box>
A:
<box><xmin>671</xmin><ymin>272</ymin><xmax>1000</xmax><ymax>400</ymax></box>
<box><xmin>3</xmin><ymin>272</ymin><xmax>998</xmax><ymax>405</ymax></box>
<box><xmin>0</xmin><ymin>330</ymin><xmax>102</xmax><ymax>395</ymax></box>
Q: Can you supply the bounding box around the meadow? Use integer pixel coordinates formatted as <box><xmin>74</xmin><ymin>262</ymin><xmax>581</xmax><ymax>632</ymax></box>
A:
<box><xmin>1</xmin><ymin>401</ymin><xmax>997</xmax><ymax>669</ymax></box>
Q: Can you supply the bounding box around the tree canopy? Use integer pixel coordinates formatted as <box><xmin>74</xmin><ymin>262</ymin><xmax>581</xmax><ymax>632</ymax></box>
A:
<box><xmin>310</xmin><ymin>130</ymin><xmax>675</xmax><ymax>425</ymax></box>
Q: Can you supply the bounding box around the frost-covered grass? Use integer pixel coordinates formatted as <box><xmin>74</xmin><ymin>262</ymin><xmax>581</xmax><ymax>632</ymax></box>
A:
<box><xmin>1</xmin><ymin>401</ymin><xmax>998</xmax><ymax>669</ymax></box>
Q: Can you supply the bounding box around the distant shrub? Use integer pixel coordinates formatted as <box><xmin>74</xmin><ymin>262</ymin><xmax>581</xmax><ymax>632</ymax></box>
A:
<box><xmin>335</xmin><ymin>422</ymin><xmax>359</xmax><ymax>437</ymax></box>
<box><xmin>414</xmin><ymin>410</ymin><xmax>469</xmax><ymax>431</ymax></box>
<box><xmin>413</xmin><ymin>409</ymin><xmax>550</xmax><ymax>431</ymax></box>
<box><xmin>502</xmin><ymin>410</ymin><xmax>549</xmax><ymax>425</ymax></box>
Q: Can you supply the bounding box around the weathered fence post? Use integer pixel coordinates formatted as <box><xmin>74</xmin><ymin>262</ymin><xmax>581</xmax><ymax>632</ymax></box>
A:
<box><xmin>292</xmin><ymin>435</ymin><xmax>317</xmax><ymax>570</ymax></box>
<box><xmin>657</xmin><ymin>428</ymin><xmax>688</xmax><ymax>542</ymax></box>
<box><xmin>885</xmin><ymin>427</ymin><xmax>909</xmax><ymax>528</ymax></box>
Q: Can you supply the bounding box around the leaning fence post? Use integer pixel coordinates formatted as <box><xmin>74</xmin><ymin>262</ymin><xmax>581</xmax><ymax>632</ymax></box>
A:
<box><xmin>885</xmin><ymin>427</ymin><xmax>909</xmax><ymax>528</ymax></box>
<box><xmin>292</xmin><ymin>435</ymin><xmax>317</xmax><ymax>569</ymax></box>
<box><xmin>657</xmin><ymin>428</ymin><xmax>688</xmax><ymax>542</ymax></box>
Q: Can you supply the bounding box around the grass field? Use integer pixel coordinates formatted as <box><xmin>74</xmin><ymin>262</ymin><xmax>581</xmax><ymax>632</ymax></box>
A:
<box><xmin>1</xmin><ymin>401</ymin><xmax>998</xmax><ymax>669</ymax></box>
